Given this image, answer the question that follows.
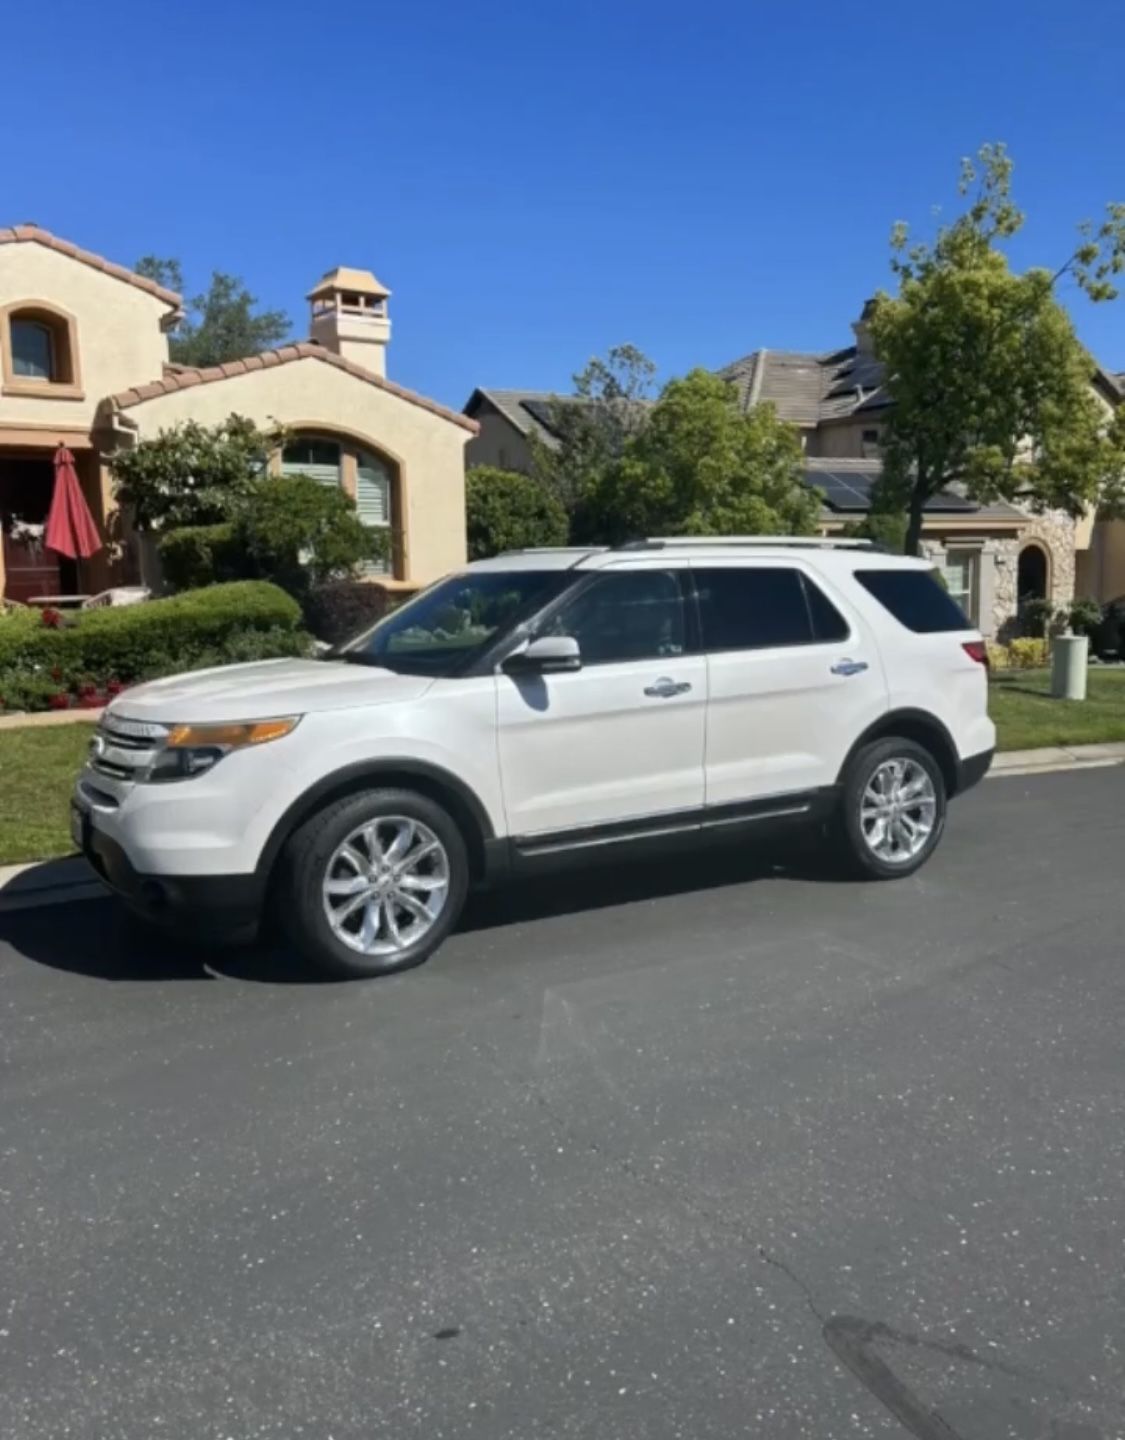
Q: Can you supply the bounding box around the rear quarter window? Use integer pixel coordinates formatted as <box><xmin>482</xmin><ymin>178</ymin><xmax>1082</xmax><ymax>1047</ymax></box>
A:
<box><xmin>855</xmin><ymin>569</ymin><xmax>973</xmax><ymax>633</ymax></box>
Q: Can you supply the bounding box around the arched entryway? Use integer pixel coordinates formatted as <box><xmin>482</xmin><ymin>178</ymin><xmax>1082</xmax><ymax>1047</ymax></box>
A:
<box><xmin>1017</xmin><ymin>542</ymin><xmax>1049</xmax><ymax>604</ymax></box>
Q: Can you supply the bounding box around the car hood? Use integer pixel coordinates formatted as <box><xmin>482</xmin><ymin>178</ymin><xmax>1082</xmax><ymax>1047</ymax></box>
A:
<box><xmin>108</xmin><ymin>659</ymin><xmax>434</xmax><ymax>725</ymax></box>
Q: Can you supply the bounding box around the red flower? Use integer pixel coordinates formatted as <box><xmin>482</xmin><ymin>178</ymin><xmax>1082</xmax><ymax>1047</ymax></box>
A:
<box><xmin>50</xmin><ymin>666</ymin><xmax>64</xmax><ymax>682</ymax></box>
<box><xmin>79</xmin><ymin>694</ymin><xmax>102</xmax><ymax>710</ymax></box>
<box><xmin>48</xmin><ymin>692</ymin><xmax>71</xmax><ymax>710</ymax></box>
<box><xmin>106</xmin><ymin>680</ymin><xmax>124</xmax><ymax>697</ymax></box>
<box><xmin>41</xmin><ymin>608</ymin><xmax>62</xmax><ymax>629</ymax></box>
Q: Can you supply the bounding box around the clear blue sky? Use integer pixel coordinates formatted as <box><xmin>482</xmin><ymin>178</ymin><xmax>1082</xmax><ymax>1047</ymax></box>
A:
<box><xmin>5</xmin><ymin>0</ymin><xmax>1124</xmax><ymax>408</ymax></box>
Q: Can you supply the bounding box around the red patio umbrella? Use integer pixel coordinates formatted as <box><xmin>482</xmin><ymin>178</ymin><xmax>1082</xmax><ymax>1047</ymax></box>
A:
<box><xmin>45</xmin><ymin>445</ymin><xmax>103</xmax><ymax>560</ymax></box>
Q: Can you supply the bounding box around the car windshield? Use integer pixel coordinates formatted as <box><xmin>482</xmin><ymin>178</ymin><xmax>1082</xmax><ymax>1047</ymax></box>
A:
<box><xmin>337</xmin><ymin>569</ymin><xmax>574</xmax><ymax>675</ymax></box>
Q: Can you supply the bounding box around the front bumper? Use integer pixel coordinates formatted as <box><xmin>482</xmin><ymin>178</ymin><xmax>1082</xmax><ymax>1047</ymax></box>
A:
<box><xmin>955</xmin><ymin>746</ymin><xmax>994</xmax><ymax>795</ymax></box>
<box><xmin>78</xmin><ymin>810</ymin><xmax>263</xmax><ymax>935</ymax></box>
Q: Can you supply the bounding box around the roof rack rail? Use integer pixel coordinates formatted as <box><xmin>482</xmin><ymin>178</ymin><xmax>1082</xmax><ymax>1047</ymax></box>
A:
<box><xmin>614</xmin><ymin>536</ymin><xmax>877</xmax><ymax>551</ymax></box>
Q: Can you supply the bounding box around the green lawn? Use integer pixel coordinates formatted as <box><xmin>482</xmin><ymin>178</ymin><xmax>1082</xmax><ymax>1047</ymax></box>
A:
<box><xmin>0</xmin><ymin>671</ymin><xmax>1122</xmax><ymax>866</ymax></box>
<box><xmin>0</xmin><ymin>722</ymin><xmax>94</xmax><ymax>865</ymax></box>
<box><xmin>989</xmin><ymin>667</ymin><xmax>1125</xmax><ymax>752</ymax></box>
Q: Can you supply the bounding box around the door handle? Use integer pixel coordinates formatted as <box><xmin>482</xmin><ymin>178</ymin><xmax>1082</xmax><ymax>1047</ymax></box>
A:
<box><xmin>644</xmin><ymin>677</ymin><xmax>692</xmax><ymax>698</ymax></box>
<box><xmin>830</xmin><ymin>659</ymin><xmax>868</xmax><ymax>677</ymax></box>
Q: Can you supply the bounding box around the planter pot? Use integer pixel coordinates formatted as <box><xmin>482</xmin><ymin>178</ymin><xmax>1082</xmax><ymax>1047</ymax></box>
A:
<box><xmin>1050</xmin><ymin>634</ymin><xmax>1089</xmax><ymax>700</ymax></box>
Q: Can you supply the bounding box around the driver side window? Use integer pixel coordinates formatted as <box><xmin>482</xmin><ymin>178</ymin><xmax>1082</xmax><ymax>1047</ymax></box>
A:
<box><xmin>540</xmin><ymin>569</ymin><xmax>687</xmax><ymax>665</ymax></box>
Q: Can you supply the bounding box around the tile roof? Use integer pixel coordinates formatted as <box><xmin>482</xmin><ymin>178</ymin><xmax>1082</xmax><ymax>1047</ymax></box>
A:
<box><xmin>109</xmin><ymin>342</ymin><xmax>478</xmax><ymax>433</ymax></box>
<box><xmin>719</xmin><ymin>346</ymin><xmax>890</xmax><ymax>426</ymax></box>
<box><xmin>0</xmin><ymin>224</ymin><xmax>182</xmax><ymax>309</ymax></box>
<box><xmin>466</xmin><ymin>388</ymin><xmax>568</xmax><ymax>445</ymax></box>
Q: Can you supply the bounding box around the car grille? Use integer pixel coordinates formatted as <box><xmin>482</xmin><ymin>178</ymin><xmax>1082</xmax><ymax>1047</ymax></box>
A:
<box><xmin>89</xmin><ymin>715</ymin><xmax>169</xmax><ymax>783</ymax></box>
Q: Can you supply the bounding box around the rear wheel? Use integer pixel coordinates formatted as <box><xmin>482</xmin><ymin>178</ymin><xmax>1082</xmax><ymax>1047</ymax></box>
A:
<box><xmin>280</xmin><ymin>788</ymin><xmax>469</xmax><ymax>978</ymax></box>
<box><xmin>834</xmin><ymin>737</ymin><xmax>946</xmax><ymax>880</ymax></box>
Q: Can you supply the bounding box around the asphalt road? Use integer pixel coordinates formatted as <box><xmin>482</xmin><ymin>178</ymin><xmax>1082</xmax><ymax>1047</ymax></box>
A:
<box><xmin>2</xmin><ymin>770</ymin><xmax>1125</xmax><ymax>1440</ymax></box>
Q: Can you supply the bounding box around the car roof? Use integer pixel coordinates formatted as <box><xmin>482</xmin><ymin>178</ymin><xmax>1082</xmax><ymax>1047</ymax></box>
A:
<box><xmin>466</xmin><ymin>541</ymin><xmax>930</xmax><ymax>573</ymax></box>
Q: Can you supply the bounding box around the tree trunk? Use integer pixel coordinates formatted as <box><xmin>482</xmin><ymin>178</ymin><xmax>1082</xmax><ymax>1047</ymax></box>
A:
<box><xmin>904</xmin><ymin>488</ymin><xmax>926</xmax><ymax>557</ymax></box>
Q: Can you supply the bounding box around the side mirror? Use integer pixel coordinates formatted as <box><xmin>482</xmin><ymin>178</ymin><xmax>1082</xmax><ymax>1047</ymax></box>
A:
<box><xmin>502</xmin><ymin>635</ymin><xmax>582</xmax><ymax>675</ymax></box>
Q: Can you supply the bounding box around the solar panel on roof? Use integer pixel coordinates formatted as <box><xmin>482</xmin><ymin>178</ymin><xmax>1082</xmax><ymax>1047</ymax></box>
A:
<box><xmin>520</xmin><ymin>398</ymin><xmax>562</xmax><ymax>433</ymax></box>
<box><xmin>806</xmin><ymin>470</ymin><xmax>979</xmax><ymax>515</ymax></box>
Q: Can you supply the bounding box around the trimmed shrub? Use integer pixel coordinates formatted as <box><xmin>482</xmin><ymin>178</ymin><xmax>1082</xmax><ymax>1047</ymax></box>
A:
<box><xmin>985</xmin><ymin>641</ymin><xmax>1010</xmax><ymax>671</ymax></box>
<box><xmin>0</xmin><ymin>582</ymin><xmax>310</xmax><ymax>711</ymax></box>
<box><xmin>302</xmin><ymin>580</ymin><xmax>397</xmax><ymax>646</ymax></box>
<box><xmin>1068</xmin><ymin>597</ymin><xmax>1102</xmax><ymax>638</ymax></box>
<box><xmin>1020</xmin><ymin>597</ymin><xmax>1060</xmax><ymax>638</ymax></box>
<box><xmin>1007</xmin><ymin>637</ymin><xmax>1050</xmax><ymax>669</ymax></box>
<box><xmin>159</xmin><ymin>523</ymin><xmax>248</xmax><ymax>591</ymax></box>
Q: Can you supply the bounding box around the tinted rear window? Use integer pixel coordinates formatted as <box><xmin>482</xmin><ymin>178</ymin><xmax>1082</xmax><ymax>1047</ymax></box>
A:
<box><xmin>855</xmin><ymin>569</ymin><xmax>972</xmax><ymax>633</ymax></box>
<box><xmin>695</xmin><ymin>567</ymin><xmax>850</xmax><ymax>651</ymax></box>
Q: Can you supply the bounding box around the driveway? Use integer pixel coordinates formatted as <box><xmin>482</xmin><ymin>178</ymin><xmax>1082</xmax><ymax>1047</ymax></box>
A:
<box><xmin>2</xmin><ymin>769</ymin><xmax>1124</xmax><ymax>1439</ymax></box>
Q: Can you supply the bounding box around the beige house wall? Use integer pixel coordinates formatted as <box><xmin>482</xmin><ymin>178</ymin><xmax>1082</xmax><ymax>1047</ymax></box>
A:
<box><xmin>0</xmin><ymin>242</ymin><xmax>170</xmax><ymax>432</ymax></box>
<box><xmin>465</xmin><ymin>404</ymin><xmax>535</xmax><ymax>474</ymax></box>
<box><xmin>121</xmin><ymin>358</ymin><xmax>469</xmax><ymax>585</ymax></box>
<box><xmin>1079</xmin><ymin>518</ymin><xmax>1125</xmax><ymax>601</ymax></box>
<box><xmin>805</xmin><ymin>419</ymin><xmax>882</xmax><ymax>460</ymax></box>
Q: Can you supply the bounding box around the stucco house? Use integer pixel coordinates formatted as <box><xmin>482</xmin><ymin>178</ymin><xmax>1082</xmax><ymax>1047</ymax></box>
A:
<box><xmin>0</xmin><ymin>225</ymin><xmax>475</xmax><ymax>602</ymax></box>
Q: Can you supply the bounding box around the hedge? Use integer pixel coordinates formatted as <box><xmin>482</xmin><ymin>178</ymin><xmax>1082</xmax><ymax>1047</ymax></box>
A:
<box><xmin>0</xmin><ymin>582</ymin><xmax>310</xmax><ymax>713</ymax></box>
<box><xmin>301</xmin><ymin>580</ymin><xmax>397</xmax><ymax>646</ymax></box>
<box><xmin>159</xmin><ymin>523</ymin><xmax>246</xmax><ymax>591</ymax></box>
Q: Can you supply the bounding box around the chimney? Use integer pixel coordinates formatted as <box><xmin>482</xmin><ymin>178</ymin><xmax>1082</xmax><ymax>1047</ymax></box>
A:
<box><xmin>852</xmin><ymin>297</ymin><xmax>877</xmax><ymax>356</ymax></box>
<box><xmin>307</xmin><ymin>266</ymin><xmax>392</xmax><ymax>377</ymax></box>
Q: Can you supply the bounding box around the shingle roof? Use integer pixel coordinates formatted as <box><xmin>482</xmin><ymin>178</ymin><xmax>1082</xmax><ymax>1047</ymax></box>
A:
<box><xmin>0</xmin><ymin>224</ymin><xmax>182</xmax><ymax>309</ymax></box>
<box><xmin>109</xmin><ymin>342</ymin><xmax>478</xmax><ymax>433</ymax></box>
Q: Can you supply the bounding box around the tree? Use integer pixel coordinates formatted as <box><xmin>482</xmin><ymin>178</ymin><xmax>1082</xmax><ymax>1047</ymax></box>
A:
<box><xmin>465</xmin><ymin>467</ymin><xmax>568</xmax><ymax>559</ymax></box>
<box><xmin>530</xmin><ymin>344</ymin><xmax>657</xmax><ymax>524</ymax></box>
<box><xmin>869</xmin><ymin>144</ymin><xmax>1125</xmax><ymax>554</ymax></box>
<box><xmin>582</xmin><ymin>369</ymin><xmax>819</xmax><ymax>543</ymax></box>
<box><xmin>111</xmin><ymin>415</ymin><xmax>278</xmax><ymax>531</ymax></box>
<box><xmin>135</xmin><ymin>256</ymin><xmax>291</xmax><ymax>366</ymax></box>
<box><xmin>235</xmin><ymin>475</ymin><xmax>383</xmax><ymax>593</ymax></box>
<box><xmin>841</xmin><ymin>509</ymin><xmax>909</xmax><ymax>553</ymax></box>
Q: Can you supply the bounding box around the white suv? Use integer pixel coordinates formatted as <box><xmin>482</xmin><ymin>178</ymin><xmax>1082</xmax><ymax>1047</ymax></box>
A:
<box><xmin>72</xmin><ymin>539</ymin><xmax>995</xmax><ymax>978</ymax></box>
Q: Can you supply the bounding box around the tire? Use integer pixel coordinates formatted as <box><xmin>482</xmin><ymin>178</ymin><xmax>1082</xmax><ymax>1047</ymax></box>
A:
<box><xmin>832</xmin><ymin>737</ymin><xmax>947</xmax><ymax>880</ymax></box>
<box><xmin>279</xmin><ymin>787</ymin><xmax>470</xmax><ymax>978</ymax></box>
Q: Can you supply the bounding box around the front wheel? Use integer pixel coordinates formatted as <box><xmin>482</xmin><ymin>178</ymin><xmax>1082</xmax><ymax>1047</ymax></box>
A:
<box><xmin>834</xmin><ymin>737</ymin><xmax>946</xmax><ymax>880</ymax></box>
<box><xmin>279</xmin><ymin>788</ymin><xmax>469</xmax><ymax>978</ymax></box>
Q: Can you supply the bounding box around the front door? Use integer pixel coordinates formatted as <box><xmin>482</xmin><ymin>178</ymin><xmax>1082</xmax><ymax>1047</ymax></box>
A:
<box><xmin>2</xmin><ymin>532</ymin><xmax>61</xmax><ymax>604</ymax></box>
<box><xmin>497</xmin><ymin>567</ymin><xmax>706</xmax><ymax>838</ymax></box>
<box><xmin>693</xmin><ymin>561</ymin><xmax>888</xmax><ymax>805</ymax></box>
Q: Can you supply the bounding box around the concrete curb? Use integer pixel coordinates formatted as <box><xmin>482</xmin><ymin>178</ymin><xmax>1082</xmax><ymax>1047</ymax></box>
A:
<box><xmin>2</xmin><ymin>741</ymin><xmax>1124</xmax><ymax>915</ymax></box>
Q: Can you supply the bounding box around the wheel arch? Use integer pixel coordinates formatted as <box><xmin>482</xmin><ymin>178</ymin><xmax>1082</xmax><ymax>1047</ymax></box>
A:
<box><xmin>257</xmin><ymin>759</ymin><xmax>496</xmax><ymax>884</ymax></box>
<box><xmin>838</xmin><ymin>710</ymin><xmax>961</xmax><ymax>796</ymax></box>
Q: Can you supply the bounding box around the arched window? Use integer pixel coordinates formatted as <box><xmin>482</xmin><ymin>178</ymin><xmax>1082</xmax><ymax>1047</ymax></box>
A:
<box><xmin>11</xmin><ymin>319</ymin><xmax>54</xmax><ymax>380</ymax></box>
<box><xmin>2</xmin><ymin>302</ymin><xmax>80</xmax><ymax>395</ymax></box>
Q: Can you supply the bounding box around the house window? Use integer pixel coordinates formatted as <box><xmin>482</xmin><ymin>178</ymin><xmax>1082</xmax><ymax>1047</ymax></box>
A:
<box><xmin>861</xmin><ymin>427</ymin><xmax>880</xmax><ymax>458</ymax></box>
<box><xmin>2</xmin><ymin>303</ymin><xmax>81</xmax><ymax>395</ymax></box>
<box><xmin>280</xmin><ymin>437</ymin><xmax>341</xmax><ymax>486</ymax></box>
<box><xmin>11</xmin><ymin>320</ymin><xmax>53</xmax><ymax>380</ymax></box>
<box><xmin>944</xmin><ymin>548</ymin><xmax>980</xmax><ymax>625</ymax></box>
<box><xmin>356</xmin><ymin>449</ymin><xmax>393</xmax><ymax>576</ymax></box>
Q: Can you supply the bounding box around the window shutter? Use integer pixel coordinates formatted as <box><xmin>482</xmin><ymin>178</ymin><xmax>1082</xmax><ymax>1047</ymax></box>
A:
<box><xmin>356</xmin><ymin>454</ymin><xmax>391</xmax><ymax>575</ymax></box>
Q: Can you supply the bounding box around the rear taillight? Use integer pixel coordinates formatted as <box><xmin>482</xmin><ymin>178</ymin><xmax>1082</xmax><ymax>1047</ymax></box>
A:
<box><xmin>962</xmin><ymin>640</ymin><xmax>989</xmax><ymax>669</ymax></box>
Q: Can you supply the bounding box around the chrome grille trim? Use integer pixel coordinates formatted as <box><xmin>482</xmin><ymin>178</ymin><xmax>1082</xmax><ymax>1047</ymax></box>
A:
<box><xmin>89</xmin><ymin>714</ymin><xmax>170</xmax><ymax>783</ymax></box>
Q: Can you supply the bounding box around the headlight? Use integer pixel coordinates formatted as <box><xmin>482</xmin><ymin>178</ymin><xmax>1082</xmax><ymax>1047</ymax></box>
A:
<box><xmin>146</xmin><ymin>717</ymin><xmax>300</xmax><ymax>782</ymax></box>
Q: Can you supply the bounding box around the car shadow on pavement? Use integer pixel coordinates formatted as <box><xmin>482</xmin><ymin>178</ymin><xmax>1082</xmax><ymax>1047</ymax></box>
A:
<box><xmin>2</xmin><ymin>833</ymin><xmax>843</xmax><ymax>985</ymax></box>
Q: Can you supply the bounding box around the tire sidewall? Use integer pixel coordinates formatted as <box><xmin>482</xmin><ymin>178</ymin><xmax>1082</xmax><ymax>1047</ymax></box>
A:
<box><xmin>286</xmin><ymin>788</ymin><xmax>470</xmax><ymax>978</ymax></box>
<box><xmin>840</xmin><ymin>738</ymin><xmax>947</xmax><ymax>880</ymax></box>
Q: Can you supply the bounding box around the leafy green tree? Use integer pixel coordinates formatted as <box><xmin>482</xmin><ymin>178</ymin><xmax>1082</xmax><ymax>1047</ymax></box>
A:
<box><xmin>531</xmin><ymin>344</ymin><xmax>657</xmax><ymax>523</ymax></box>
<box><xmin>111</xmin><ymin>416</ymin><xmax>278</xmax><ymax>531</ymax></box>
<box><xmin>235</xmin><ymin>475</ymin><xmax>383</xmax><ymax>593</ymax></box>
<box><xmin>841</xmin><ymin>509</ymin><xmax>909</xmax><ymax>552</ymax></box>
<box><xmin>135</xmin><ymin>256</ymin><xmax>291</xmax><ymax>366</ymax></box>
<box><xmin>869</xmin><ymin>143</ymin><xmax>1125</xmax><ymax>554</ymax></box>
<box><xmin>582</xmin><ymin>369</ymin><xmax>819</xmax><ymax>543</ymax></box>
<box><xmin>465</xmin><ymin>467</ymin><xmax>568</xmax><ymax>559</ymax></box>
